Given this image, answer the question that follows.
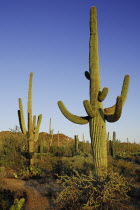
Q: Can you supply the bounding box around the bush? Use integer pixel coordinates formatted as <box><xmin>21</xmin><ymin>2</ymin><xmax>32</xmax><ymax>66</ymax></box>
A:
<box><xmin>50</xmin><ymin>146</ymin><xmax>65</xmax><ymax>157</ymax></box>
<box><xmin>18</xmin><ymin>165</ymin><xmax>43</xmax><ymax>180</ymax></box>
<box><xmin>51</xmin><ymin>159</ymin><xmax>74</xmax><ymax>178</ymax></box>
<box><xmin>52</xmin><ymin>172</ymin><xmax>130</xmax><ymax>210</ymax></box>
<box><xmin>0</xmin><ymin>136</ymin><xmax>27</xmax><ymax>169</ymax></box>
<box><xmin>111</xmin><ymin>159</ymin><xmax>137</xmax><ymax>182</ymax></box>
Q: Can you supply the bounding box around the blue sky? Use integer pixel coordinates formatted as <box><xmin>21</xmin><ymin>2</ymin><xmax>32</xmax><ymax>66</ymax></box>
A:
<box><xmin>0</xmin><ymin>0</ymin><xmax>139</xmax><ymax>143</ymax></box>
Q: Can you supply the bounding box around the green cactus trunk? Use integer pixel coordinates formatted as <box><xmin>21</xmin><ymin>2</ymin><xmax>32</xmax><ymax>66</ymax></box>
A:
<box><xmin>58</xmin><ymin>6</ymin><xmax>130</xmax><ymax>178</ymax></box>
<box><xmin>18</xmin><ymin>72</ymin><xmax>42</xmax><ymax>166</ymax></box>
<box><xmin>40</xmin><ymin>139</ymin><xmax>44</xmax><ymax>160</ymax></box>
<box><xmin>112</xmin><ymin>131</ymin><xmax>116</xmax><ymax>158</ymax></box>
<box><xmin>49</xmin><ymin>118</ymin><xmax>54</xmax><ymax>148</ymax></box>
<box><xmin>90</xmin><ymin>120</ymin><xmax>107</xmax><ymax>176</ymax></box>
<box><xmin>74</xmin><ymin>135</ymin><xmax>79</xmax><ymax>154</ymax></box>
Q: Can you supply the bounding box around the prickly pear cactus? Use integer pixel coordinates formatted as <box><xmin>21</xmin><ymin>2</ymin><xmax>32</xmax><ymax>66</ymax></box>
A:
<box><xmin>58</xmin><ymin>7</ymin><xmax>130</xmax><ymax>177</ymax></box>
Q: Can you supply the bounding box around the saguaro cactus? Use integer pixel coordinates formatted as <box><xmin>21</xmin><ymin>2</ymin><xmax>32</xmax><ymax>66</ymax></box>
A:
<box><xmin>58</xmin><ymin>7</ymin><xmax>130</xmax><ymax>177</ymax></box>
<box><xmin>74</xmin><ymin>135</ymin><xmax>79</xmax><ymax>154</ymax></box>
<box><xmin>110</xmin><ymin>131</ymin><xmax>116</xmax><ymax>158</ymax></box>
<box><xmin>18</xmin><ymin>72</ymin><xmax>42</xmax><ymax>165</ymax></box>
<box><xmin>49</xmin><ymin>118</ymin><xmax>54</xmax><ymax>147</ymax></box>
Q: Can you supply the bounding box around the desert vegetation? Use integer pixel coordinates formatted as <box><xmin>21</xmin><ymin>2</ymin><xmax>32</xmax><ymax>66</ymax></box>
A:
<box><xmin>0</xmin><ymin>6</ymin><xmax>140</xmax><ymax>210</ymax></box>
<box><xmin>0</xmin><ymin>130</ymin><xmax>140</xmax><ymax>209</ymax></box>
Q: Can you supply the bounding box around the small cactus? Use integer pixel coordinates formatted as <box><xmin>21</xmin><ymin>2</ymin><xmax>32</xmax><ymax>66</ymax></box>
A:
<box><xmin>9</xmin><ymin>198</ymin><xmax>25</xmax><ymax>210</ymax></box>
<box><xmin>74</xmin><ymin>135</ymin><xmax>79</xmax><ymax>154</ymax></box>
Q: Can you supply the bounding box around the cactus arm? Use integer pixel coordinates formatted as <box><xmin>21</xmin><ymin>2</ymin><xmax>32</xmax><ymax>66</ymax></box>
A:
<box><xmin>98</xmin><ymin>87</ymin><xmax>108</xmax><ymax>102</ymax></box>
<box><xmin>104</xmin><ymin>75</ymin><xmax>130</xmax><ymax>115</ymax></box>
<box><xmin>120</xmin><ymin>75</ymin><xmax>130</xmax><ymax>105</ymax></box>
<box><xmin>34</xmin><ymin>114</ymin><xmax>42</xmax><ymax>142</ymax></box>
<box><xmin>85</xmin><ymin>71</ymin><xmax>90</xmax><ymax>80</ymax></box>
<box><xmin>28</xmin><ymin>72</ymin><xmax>33</xmax><ymax>135</ymax></box>
<box><xmin>105</xmin><ymin>96</ymin><xmax>122</xmax><ymax>122</ymax></box>
<box><xmin>58</xmin><ymin>101</ymin><xmax>89</xmax><ymax>124</ymax></box>
<box><xmin>18</xmin><ymin>98</ymin><xmax>26</xmax><ymax>135</ymax></box>
<box><xmin>33</xmin><ymin>115</ymin><xmax>36</xmax><ymax>130</ymax></box>
<box><xmin>83</xmin><ymin>100</ymin><xmax>95</xmax><ymax>117</ymax></box>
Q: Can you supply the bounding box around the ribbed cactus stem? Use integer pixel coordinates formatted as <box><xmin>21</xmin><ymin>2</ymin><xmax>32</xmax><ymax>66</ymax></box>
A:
<box><xmin>33</xmin><ymin>115</ymin><xmax>36</xmax><ymax>130</ymax></box>
<box><xmin>74</xmin><ymin>135</ymin><xmax>79</xmax><ymax>153</ymax></box>
<box><xmin>112</xmin><ymin>131</ymin><xmax>116</xmax><ymax>158</ymax></box>
<box><xmin>58</xmin><ymin>6</ymin><xmax>130</xmax><ymax>178</ymax></box>
<box><xmin>18</xmin><ymin>72</ymin><xmax>42</xmax><ymax>166</ymax></box>
<box><xmin>34</xmin><ymin>114</ymin><xmax>42</xmax><ymax>142</ymax></box>
<box><xmin>49</xmin><ymin>118</ymin><xmax>54</xmax><ymax>147</ymax></box>
<box><xmin>49</xmin><ymin>118</ymin><xmax>52</xmax><ymax>135</ymax></box>
<box><xmin>18</xmin><ymin>98</ymin><xmax>26</xmax><ymax>135</ymax></box>
<box><xmin>28</xmin><ymin>72</ymin><xmax>33</xmax><ymax>138</ymax></box>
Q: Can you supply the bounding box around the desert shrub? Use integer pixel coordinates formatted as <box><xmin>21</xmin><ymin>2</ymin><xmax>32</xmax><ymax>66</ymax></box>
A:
<box><xmin>18</xmin><ymin>165</ymin><xmax>43</xmax><ymax>180</ymax></box>
<box><xmin>52</xmin><ymin>172</ymin><xmax>130</xmax><ymax>210</ymax></box>
<box><xmin>73</xmin><ymin>141</ymin><xmax>92</xmax><ymax>155</ymax></box>
<box><xmin>0</xmin><ymin>166</ymin><xmax>6</xmax><ymax>178</ymax></box>
<box><xmin>51</xmin><ymin>159</ymin><xmax>74</xmax><ymax>178</ymax></box>
<box><xmin>0</xmin><ymin>136</ymin><xmax>27</xmax><ymax>169</ymax></box>
<box><xmin>51</xmin><ymin>155</ymin><xmax>94</xmax><ymax>179</ymax></box>
<box><xmin>63</xmin><ymin>145</ymin><xmax>74</xmax><ymax>157</ymax></box>
<box><xmin>50</xmin><ymin>146</ymin><xmax>65</xmax><ymax>157</ymax></box>
<box><xmin>111</xmin><ymin>159</ymin><xmax>137</xmax><ymax>182</ymax></box>
<box><xmin>49</xmin><ymin>145</ymin><xmax>74</xmax><ymax>157</ymax></box>
<box><xmin>67</xmin><ymin>155</ymin><xmax>93</xmax><ymax>176</ymax></box>
<box><xmin>82</xmin><ymin>161</ymin><xmax>94</xmax><ymax>176</ymax></box>
<box><xmin>134</xmin><ymin>156</ymin><xmax>140</xmax><ymax>164</ymax></box>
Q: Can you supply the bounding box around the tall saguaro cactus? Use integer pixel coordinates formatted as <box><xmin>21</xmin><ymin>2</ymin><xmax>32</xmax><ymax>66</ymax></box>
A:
<box><xmin>49</xmin><ymin>118</ymin><xmax>54</xmax><ymax>147</ymax></box>
<box><xmin>58</xmin><ymin>7</ymin><xmax>130</xmax><ymax>177</ymax></box>
<box><xmin>18</xmin><ymin>72</ymin><xmax>42</xmax><ymax>165</ymax></box>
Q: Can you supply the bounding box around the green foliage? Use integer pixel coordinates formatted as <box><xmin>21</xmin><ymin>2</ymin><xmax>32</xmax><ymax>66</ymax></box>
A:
<box><xmin>112</xmin><ymin>159</ymin><xmax>138</xmax><ymax>182</ymax></box>
<box><xmin>51</xmin><ymin>155</ymin><xmax>94</xmax><ymax>178</ymax></box>
<box><xmin>50</xmin><ymin>146</ymin><xmax>65</xmax><ymax>157</ymax></box>
<box><xmin>78</xmin><ymin>141</ymin><xmax>91</xmax><ymax>154</ymax></box>
<box><xmin>52</xmin><ymin>159</ymin><xmax>74</xmax><ymax>178</ymax></box>
<box><xmin>18</xmin><ymin>165</ymin><xmax>43</xmax><ymax>179</ymax></box>
<box><xmin>0</xmin><ymin>166</ymin><xmax>6</xmax><ymax>178</ymax></box>
<box><xmin>49</xmin><ymin>145</ymin><xmax>74</xmax><ymax>157</ymax></box>
<box><xmin>53</xmin><ymin>172</ymin><xmax>130</xmax><ymax>210</ymax></box>
<box><xmin>0</xmin><ymin>135</ymin><xmax>27</xmax><ymax>169</ymax></box>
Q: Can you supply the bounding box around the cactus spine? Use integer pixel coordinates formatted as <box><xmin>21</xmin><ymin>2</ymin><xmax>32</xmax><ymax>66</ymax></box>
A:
<box><xmin>58</xmin><ymin>7</ymin><xmax>130</xmax><ymax>177</ymax></box>
<box><xmin>18</xmin><ymin>72</ymin><xmax>42</xmax><ymax>165</ymax></box>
